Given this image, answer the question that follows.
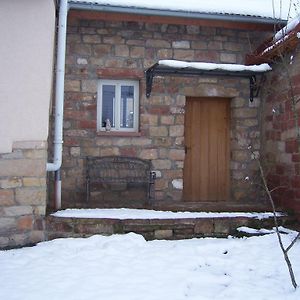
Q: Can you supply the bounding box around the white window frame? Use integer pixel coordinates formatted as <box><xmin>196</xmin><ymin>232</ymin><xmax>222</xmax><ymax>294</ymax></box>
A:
<box><xmin>97</xmin><ymin>79</ymin><xmax>139</xmax><ymax>132</ymax></box>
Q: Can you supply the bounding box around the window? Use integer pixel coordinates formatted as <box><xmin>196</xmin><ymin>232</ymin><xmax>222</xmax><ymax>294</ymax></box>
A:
<box><xmin>97</xmin><ymin>80</ymin><xmax>139</xmax><ymax>132</ymax></box>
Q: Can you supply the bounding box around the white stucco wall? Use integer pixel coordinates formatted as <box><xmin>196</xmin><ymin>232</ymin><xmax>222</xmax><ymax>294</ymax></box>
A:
<box><xmin>0</xmin><ymin>0</ymin><xmax>56</xmax><ymax>153</ymax></box>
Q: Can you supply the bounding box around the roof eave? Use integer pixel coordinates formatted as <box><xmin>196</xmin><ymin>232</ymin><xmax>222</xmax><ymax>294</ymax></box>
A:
<box><xmin>68</xmin><ymin>2</ymin><xmax>287</xmax><ymax>26</ymax></box>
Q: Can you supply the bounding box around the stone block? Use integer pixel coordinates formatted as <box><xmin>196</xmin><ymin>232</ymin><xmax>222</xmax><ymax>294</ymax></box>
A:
<box><xmin>103</xmin><ymin>36</ymin><xmax>125</xmax><ymax>44</ymax></box>
<box><xmin>65</xmin><ymin>80</ymin><xmax>80</xmax><ymax>92</ymax></box>
<box><xmin>154</xmin><ymin>229</ymin><xmax>173</xmax><ymax>239</ymax></box>
<box><xmin>29</xmin><ymin>230</ymin><xmax>45</xmax><ymax>244</ymax></box>
<box><xmin>0</xmin><ymin>189</ymin><xmax>16</xmax><ymax>206</ymax></box>
<box><xmin>170</xmin><ymin>125</ymin><xmax>184</xmax><ymax>137</ymax></box>
<box><xmin>0</xmin><ymin>218</ymin><xmax>15</xmax><ymax>232</ymax></box>
<box><xmin>17</xmin><ymin>215</ymin><xmax>33</xmax><ymax>230</ymax></box>
<box><xmin>208</xmin><ymin>41</ymin><xmax>223</xmax><ymax>50</ymax></box>
<box><xmin>33</xmin><ymin>205</ymin><xmax>46</xmax><ymax>216</ymax></box>
<box><xmin>214</xmin><ymin>219</ymin><xmax>231</xmax><ymax>234</ymax></box>
<box><xmin>131</xmin><ymin>138</ymin><xmax>152</xmax><ymax>146</ymax></box>
<box><xmin>140</xmin><ymin>149</ymin><xmax>158</xmax><ymax>160</ymax></box>
<box><xmin>15</xmin><ymin>188</ymin><xmax>46</xmax><ymax>206</ymax></box>
<box><xmin>82</xmin><ymin>34</ymin><xmax>101</xmax><ymax>43</ymax></box>
<box><xmin>74</xmin><ymin>223</ymin><xmax>114</xmax><ymax>234</ymax></box>
<box><xmin>187</xmin><ymin>25</ymin><xmax>200</xmax><ymax>34</ymax></box>
<box><xmin>232</xmin><ymin>108</ymin><xmax>257</xmax><ymax>118</ymax></box>
<box><xmin>4</xmin><ymin>206</ymin><xmax>32</xmax><ymax>217</ymax></box>
<box><xmin>220</xmin><ymin>53</ymin><xmax>237</xmax><ymax>63</ymax></box>
<box><xmin>115</xmin><ymin>45</ymin><xmax>129</xmax><ymax>57</ymax></box>
<box><xmin>154</xmin><ymin>179</ymin><xmax>168</xmax><ymax>190</ymax></box>
<box><xmin>146</xmin><ymin>39</ymin><xmax>170</xmax><ymax>48</ymax></box>
<box><xmin>161</xmin><ymin>116</ymin><xmax>174</xmax><ymax>125</ymax></box>
<box><xmin>70</xmin><ymin>147</ymin><xmax>81</xmax><ymax>157</ymax></box>
<box><xmin>173</xmin><ymin>50</ymin><xmax>194</xmax><ymax>60</ymax></box>
<box><xmin>0</xmin><ymin>237</ymin><xmax>9</xmax><ymax>248</ymax></box>
<box><xmin>0</xmin><ymin>177</ymin><xmax>22</xmax><ymax>189</ymax></box>
<box><xmin>157</xmin><ymin>49</ymin><xmax>173</xmax><ymax>59</ymax></box>
<box><xmin>130</xmin><ymin>46</ymin><xmax>145</xmax><ymax>58</ymax></box>
<box><xmin>232</xmin><ymin>150</ymin><xmax>249</xmax><ymax>162</ymax></box>
<box><xmin>149</xmin><ymin>126</ymin><xmax>168</xmax><ymax>137</ymax></box>
<box><xmin>152</xmin><ymin>159</ymin><xmax>172</xmax><ymax>170</ymax></box>
<box><xmin>111</xmin><ymin>138</ymin><xmax>132</xmax><ymax>147</ymax></box>
<box><xmin>23</xmin><ymin>149</ymin><xmax>47</xmax><ymax>159</ymax></box>
<box><xmin>93</xmin><ymin>44</ymin><xmax>111</xmax><ymax>56</ymax></box>
<box><xmin>23</xmin><ymin>177</ymin><xmax>45</xmax><ymax>187</ymax></box>
<box><xmin>194</xmin><ymin>220</ymin><xmax>214</xmax><ymax>234</ymax></box>
<box><xmin>169</xmin><ymin>149</ymin><xmax>185</xmax><ymax>161</ymax></box>
<box><xmin>81</xmin><ymin>80</ymin><xmax>97</xmax><ymax>93</ymax></box>
<box><xmin>0</xmin><ymin>159</ymin><xmax>46</xmax><ymax>177</ymax></box>
<box><xmin>172</xmin><ymin>41</ymin><xmax>190</xmax><ymax>49</ymax></box>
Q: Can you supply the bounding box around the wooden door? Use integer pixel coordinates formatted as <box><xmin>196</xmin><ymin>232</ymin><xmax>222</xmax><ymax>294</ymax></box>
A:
<box><xmin>183</xmin><ymin>97</ymin><xmax>230</xmax><ymax>201</ymax></box>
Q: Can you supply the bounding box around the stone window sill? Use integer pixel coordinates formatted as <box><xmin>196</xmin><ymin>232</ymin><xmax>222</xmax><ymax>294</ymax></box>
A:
<box><xmin>96</xmin><ymin>131</ymin><xmax>142</xmax><ymax>137</ymax></box>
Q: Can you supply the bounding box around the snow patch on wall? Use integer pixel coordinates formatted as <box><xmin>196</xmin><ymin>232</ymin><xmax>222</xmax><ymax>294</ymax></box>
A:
<box><xmin>172</xmin><ymin>179</ymin><xmax>183</xmax><ymax>190</ymax></box>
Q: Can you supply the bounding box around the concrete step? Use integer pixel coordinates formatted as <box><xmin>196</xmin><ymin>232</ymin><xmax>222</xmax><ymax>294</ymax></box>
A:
<box><xmin>46</xmin><ymin>211</ymin><xmax>295</xmax><ymax>241</ymax></box>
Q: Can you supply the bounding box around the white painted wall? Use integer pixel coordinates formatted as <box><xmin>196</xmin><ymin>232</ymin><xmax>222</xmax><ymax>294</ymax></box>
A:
<box><xmin>0</xmin><ymin>0</ymin><xmax>56</xmax><ymax>153</ymax></box>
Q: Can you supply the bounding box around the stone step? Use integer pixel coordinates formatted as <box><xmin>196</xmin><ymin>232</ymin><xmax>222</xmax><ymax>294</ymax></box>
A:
<box><xmin>46</xmin><ymin>212</ymin><xmax>295</xmax><ymax>241</ymax></box>
<box><xmin>150</xmin><ymin>201</ymin><xmax>273</xmax><ymax>212</ymax></box>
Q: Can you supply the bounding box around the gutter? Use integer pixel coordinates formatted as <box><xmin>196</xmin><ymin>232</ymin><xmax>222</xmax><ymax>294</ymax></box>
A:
<box><xmin>68</xmin><ymin>2</ymin><xmax>287</xmax><ymax>26</ymax></box>
<box><xmin>47</xmin><ymin>0</ymin><xmax>69</xmax><ymax>209</ymax></box>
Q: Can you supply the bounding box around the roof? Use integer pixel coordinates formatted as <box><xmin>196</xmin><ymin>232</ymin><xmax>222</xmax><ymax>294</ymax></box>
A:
<box><xmin>68</xmin><ymin>0</ymin><xmax>298</xmax><ymax>24</ymax></box>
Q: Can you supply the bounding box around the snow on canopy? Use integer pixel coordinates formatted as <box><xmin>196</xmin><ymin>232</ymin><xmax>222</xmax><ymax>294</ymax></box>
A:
<box><xmin>158</xmin><ymin>60</ymin><xmax>272</xmax><ymax>73</ymax></box>
<box><xmin>69</xmin><ymin>0</ymin><xmax>299</xmax><ymax>20</ymax></box>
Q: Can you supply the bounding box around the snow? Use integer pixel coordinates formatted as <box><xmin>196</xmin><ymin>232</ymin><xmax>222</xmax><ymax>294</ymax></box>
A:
<box><xmin>158</xmin><ymin>60</ymin><xmax>272</xmax><ymax>73</ymax></box>
<box><xmin>69</xmin><ymin>0</ymin><xmax>298</xmax><ymax>20</ymax></box>
<box><xmin>1</xmin><ymin>231</ymin><xmax>299</xmax><ymax>300</ymax></box>
<box><xmin>237</xmin><ymin>226</ymin><xmax>275</xmax><ymax>235</ymax></box>
<box><xmin>172</xmin><ymin>179</ymin><xmax>183</xmax><ymax>189</ymax></box>
<box><xmin>51</xmin><ymin>208</ymin><xmax>283</xmax><ymax>220</ymax></box>
<box><xmin>274</xmin><ymin>14</ymin><xmax>300</xmax><ymax>41</ymax></box>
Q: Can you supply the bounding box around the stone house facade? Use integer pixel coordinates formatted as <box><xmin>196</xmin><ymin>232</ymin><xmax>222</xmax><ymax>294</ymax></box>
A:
<box><xmin>1</xmin><ymin>0</ymin><xmax>299</xmax><ymax>249</ymax></box>
<box><xmin>57</xmin><ymin>8</ymin><xmax>274</xmax><ymax>210</ymax></box>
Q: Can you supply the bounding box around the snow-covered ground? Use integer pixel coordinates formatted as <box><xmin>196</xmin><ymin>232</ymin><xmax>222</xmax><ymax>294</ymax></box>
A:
<box><xmin>1</xmin><ymin>230</ymin><xmax>299</xmax><ymax>300</ymax></box>
<box><xmin>51</xmin><ymin>208</ymin><xmax>284</xmax><ymax>220</ymax></box>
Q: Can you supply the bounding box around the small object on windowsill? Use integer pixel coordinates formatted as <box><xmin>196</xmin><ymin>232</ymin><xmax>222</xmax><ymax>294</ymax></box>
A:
<box><xmin>105</xmin><ymin>119</ymin><xmax>111</xmax><ymax>131</ymax></box>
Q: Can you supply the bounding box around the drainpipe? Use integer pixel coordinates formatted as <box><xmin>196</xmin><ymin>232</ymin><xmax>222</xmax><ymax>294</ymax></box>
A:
<box><xmin>47</xmin><ymin>0</ymin><xmax>69</xmax><ymax>210</ymax></box>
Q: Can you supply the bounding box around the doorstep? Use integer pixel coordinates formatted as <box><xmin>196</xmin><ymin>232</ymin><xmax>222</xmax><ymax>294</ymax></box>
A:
<box><xmin>45</xmin><ymin>208</ymin><xmax>295</xmax><ymax>241</ymax></box>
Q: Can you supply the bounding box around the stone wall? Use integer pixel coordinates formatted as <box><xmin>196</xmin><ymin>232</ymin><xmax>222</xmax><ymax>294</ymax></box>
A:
<box><xmin>58</xmin><ymin>16</ymin><xmax>270</xmax><ymax>208</ymax></box>
<box><xmin>0</xmin><ymin>141</ymin><xmax>47</xmax><ymax>249</ymax></box>
<box><xmin>262</xmin><ymin>47</ymin><xmax>300</xmax><ymax>219</ymax></box>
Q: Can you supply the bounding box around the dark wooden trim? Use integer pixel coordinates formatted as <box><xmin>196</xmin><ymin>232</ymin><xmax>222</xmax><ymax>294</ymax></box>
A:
<box><xmin>246</xmin><ymin>23</ymin><xmax>300</xmax><ymax>65</ymax></box>
<box><xmin>69</xmin><ymin>10</ymin><xmax>277</xmax><ymax>31</ymax></box>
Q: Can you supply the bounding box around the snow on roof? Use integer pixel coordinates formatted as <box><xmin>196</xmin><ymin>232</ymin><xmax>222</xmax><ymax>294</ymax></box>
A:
<box><xmin>69</xmin><ymin>0</ymin><xmax>298</xmax><ymax>21</ymax></box>
<box><xmin>158</xmin><ymin>60</ymin><xmax>272</xmax><ymax>73</ymax></box>
<box><xmin>274</xmin><ymin>14</ymin><xmax>300</xmax><ymax>41</ymax></box>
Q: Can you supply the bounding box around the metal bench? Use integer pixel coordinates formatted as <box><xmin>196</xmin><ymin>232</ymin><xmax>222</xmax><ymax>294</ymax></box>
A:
<box><xmin>86</xmin><ymin>156</ymin><xmax>156</xmax><ymax>203</ymax></box>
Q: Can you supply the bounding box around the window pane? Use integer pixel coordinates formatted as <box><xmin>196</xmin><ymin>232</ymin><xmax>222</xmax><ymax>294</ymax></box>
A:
<box><xmin>102</xmin><ymin>85</ymin><xmax>115</xmax><ymax>128</ymax></box>
<box><xmin>120</xmin><ymin>85</ymin><xmax>134</xmax><ymax>128</ymax></box>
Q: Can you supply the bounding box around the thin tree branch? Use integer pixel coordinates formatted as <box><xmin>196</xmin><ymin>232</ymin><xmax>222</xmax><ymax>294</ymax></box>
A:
<box><xmin>286</xmin><ymin>232</ymin><xmax>300</xmax><ymax>252</ymax></box>
<box><xmin>269</xmin><ymin>186</ymin><xmax>286</xmax><ymax>193</ymax></box>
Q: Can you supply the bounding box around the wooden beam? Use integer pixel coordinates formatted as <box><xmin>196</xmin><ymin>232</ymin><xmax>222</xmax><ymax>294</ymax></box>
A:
<box><xmin>246</xmin><ymin>23</ymin><xmax>300</xmax><ymax>65</ymax></box>
<box><xmin>69</xmin><ymin>10</ymin><xmax>278</xmax><ymax>31</ymax></box>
